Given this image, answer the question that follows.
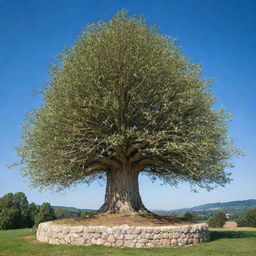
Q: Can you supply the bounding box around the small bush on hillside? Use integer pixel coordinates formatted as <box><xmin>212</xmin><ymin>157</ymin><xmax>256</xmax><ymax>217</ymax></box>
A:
<box><xmin>183</xmin><ymin>211</ymin><xmax>194</xmax><ymax>222</ymax></box>
<box><xmin>207</xmin><ymin>212</ymin><xmax>227</xmax><ymax>228</ymax></box>
<box><xmin>77</xmin><ymin>210</ymin><xmax>90</xmax><ymax>218</ymax></box>
<box><xmin>55</xmin><ymin>208</ymin><xmax>72</xmax><ymax>219</ymax></box>
<box><xmin>237</xmin><ymin>208</ymin><xmax>256</xmax><ymax>227</ymax></box>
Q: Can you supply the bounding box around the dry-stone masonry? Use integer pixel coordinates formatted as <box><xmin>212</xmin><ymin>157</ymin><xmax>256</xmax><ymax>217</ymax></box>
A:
<box><xmin>37</xmin><ymin>221</ymin><xmax>210</xmax><ymax>248</ymax></box>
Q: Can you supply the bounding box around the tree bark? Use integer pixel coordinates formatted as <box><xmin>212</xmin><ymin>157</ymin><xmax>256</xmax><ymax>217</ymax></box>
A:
<box><xmin>98</xmin><ymin>167</ymin><xmax>147</xmax><ymax>214</ymax></box>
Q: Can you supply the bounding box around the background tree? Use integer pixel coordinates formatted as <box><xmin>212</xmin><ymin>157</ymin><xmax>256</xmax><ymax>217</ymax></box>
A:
<box><xmin>207</xmin><ymin>212</ymin><xmax>227</xmax><ymax>228</ymax></box>
<box><xmin>17</xmin><ymin>10</ymin><xmax>239</xmax><ymax>214</ymax></box>
<box><xmin>237</xmin><ymin>208</ymin><xmax>256</xmax><ymax>227</ymax></box>
<box><xmin>0</xmin><ymin>192</ymin><xmax>38</xmax><ymax>229</ymax></box>
<box><xmin>0</xmin><ymin>193</ymin><xmax>22</xmax><ymax>229</ymax></box>
<box><xmin>77</xmin><ymin>210</ymin><xmax>90</xmax><ymax>218</ymax></box>
<box><xmin>34</xmin><ymin>202</ymin><xmax>56</xmax><ymax>227</ymax></box>
<box><xmin>28</xmin><ymin>202</ymin><xmax>39</xmax><ymax>227</ymax></box>
<box><xmin>13</xmin><ymin>192</ymin><xmax>31</xmax><ymax>228</ymax></box>
<box><xmin>55</xmin><ymin>208</ymin><xmax>71</xmax><ymax>219</ymax></box>
<box><xmin>183</xmin><ymin>211</ymin><xmax>194</xmax><ymax>222</ymax></box>
<box><xmin>0</xmin><ymin>207</ymin><xmax>21</xmax><ymax>230</ymax></box>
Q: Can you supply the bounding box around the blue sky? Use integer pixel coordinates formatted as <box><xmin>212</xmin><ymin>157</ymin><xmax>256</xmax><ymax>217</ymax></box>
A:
<box><xmin>0</xmin><ymin>0</ymin><xmax>255</xmax><ymax>210</ymax></box>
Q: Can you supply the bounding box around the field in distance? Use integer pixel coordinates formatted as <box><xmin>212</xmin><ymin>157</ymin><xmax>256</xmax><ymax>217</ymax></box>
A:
<box><xmin>0</xmin><ymin>228</ymin><xmax>255</xmax><ymax>256</ymax></box>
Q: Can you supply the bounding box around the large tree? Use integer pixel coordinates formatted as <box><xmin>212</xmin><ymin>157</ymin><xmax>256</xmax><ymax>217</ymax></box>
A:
<box><xmin>17</xmin><ymin>11</ymin><xmax>238</xmax><ymax>214</ymax></box>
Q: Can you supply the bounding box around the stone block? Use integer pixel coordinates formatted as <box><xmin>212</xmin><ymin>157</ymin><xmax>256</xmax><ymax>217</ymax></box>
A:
<box><xmin>138</xmin><ymin>239</ymin><xmax>148</xmax><ymax>243</ymax></box>
<box><xmin>145</xmin><ymin>233</ymin><xmax>154</xmax><ymax>239</ymax></box>
<box><xmin>162</xmin><ymin>232</ymin><xmax>169</xmax><ymax>239</ymax></box>
<box><xmin>160</xmin><ymin>239</ymin><xmax>171</xmax><ymax>246</ymax></box>
<box><xmin>83</xmin><ymin>233</ymin><xmax>91</xmax><ymax>240</ymax></box>
<box><xmin>92</xmin><ymin>233</ymin><xmax>101</xmax><ymax>239</ymax></box>
<box><xmin>75</xmin><ymin>237</ymin><xmax>85</xmax><ymax>245</ymax></box>
<box><xmin>116</xmin><ymin>240</ymin><xmax>124</xmax><ymax>246</ymax></box>
<box><xmin>128</xmin><ymin>241</ymin><xmax>137</xmax><ymax>248</ymax></box>
<box><xmin>71</xmin><ymin>233</ymin><xmax>82</xmax><ymax>238</ymax></box>
<box><xmin>70</xmin><ymin>226</ymin><xmax>83</xmax><ymax>233</ymax></box>
<box><xmin>88</xmin><ymin>226</ymin><xmax>97</xmax><ymax>232</ymax></box>
<box><xmin>107</xmin><ymin>235</ymin><xmax>116</xmax><ymax>243</ymax></box>
<box><xmin>153</xmin><ymin>234</ymin><xmax>162</xmax><ymax>239</ymax></box>
<box><xmin>134</xmin><ymin>227</ymin><xmax>142</xmax><ymax>234</ymax></box>
<box><xmin>96</xmin><ymin>238</ymin><xmax>104</xmax><ymax>245</ymax></box>
<box><xmin>91</xmin><ymin>238</ymin><xmax>97</xmax><ymax>245</ymax></box>
<box><xmin>104</xmin><ymin>242</ymin><xmax>111</xmax><ymax>247</ymax></box>
<box><xmin>153</xmin><ymin>228</ymin><xmax>161</xmax><ymax>233</ymax></box>
<box><xmin>107</xmin><ymin>227</ymin><xmax>113</xmax><ymax>234</ymax></box>
<box><xmin>57</xmin><ymin>233</ymin><xmax>64</xmax><ymax>239</ymax></box>
<box><xmin>171</xmin><ymin>239</ymin><xmax>177</xmax><ymax>246</ymax></box>
<box><xmin>115</xmin><ymin>234</ymin><xmax>124</xmax><ymax>240</ymax></box>
<box><xmin>62</xmin><ymin>227</ymin><xmax>70</xmax><ymax>233</ymax></box>
<box><xmin>51</xmin><ymin>225</ymin><xmax>62</xmax><ymax>233</ymax></box>
<box><xmin>172</xmin><ymin>232</ymin><xmax>180</xmax><ymax>239</ymax></box>
<box><xmin>123</xmin><ymin>240</ymin><xmax>132</xmax><ymax>247</ymax></box>
<box><xmin>136</xmin><ymin>242</ymin><xmax>145</xmax><ymax>248</ymax></box>
<box><xmin>126</xmin><ymin>227</ymin><xmax>136</xmax><ymax>234</ymax></box>
<box><xmin>101</xmin><ymin>232</ymin><xmax>108</xmax><ymax>239</ymax></box>
<box><xmin>125</xmin><ymin>234</ymin><xmax>135</xmax><ymax>240</ymax></box>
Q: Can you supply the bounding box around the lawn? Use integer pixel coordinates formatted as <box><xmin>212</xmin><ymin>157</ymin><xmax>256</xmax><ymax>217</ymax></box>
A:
<box><xmin>0</xmin><ymin>228</ymin><xmax>255</xmax><ymax>256</ymax></box>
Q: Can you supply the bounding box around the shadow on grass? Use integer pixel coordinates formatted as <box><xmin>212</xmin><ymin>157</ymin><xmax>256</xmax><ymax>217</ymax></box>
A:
<box><xmin>210</xmin><ymin>230</ymin><xmax>256</xmax><ymax>241</ymax></box>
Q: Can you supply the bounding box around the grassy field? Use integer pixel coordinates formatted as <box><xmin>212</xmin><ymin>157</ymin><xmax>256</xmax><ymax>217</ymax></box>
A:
<box><xmin>0</xmin><ymin>228</ymin><xmax>256</xmax><ymax>256</ymax></box>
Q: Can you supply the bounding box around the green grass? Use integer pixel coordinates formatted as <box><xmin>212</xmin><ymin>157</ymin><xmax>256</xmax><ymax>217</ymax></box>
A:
<box><xmin>0</xmin><ymin>228</ymin><xmax>256</xmax><ymax>256</ymax></box>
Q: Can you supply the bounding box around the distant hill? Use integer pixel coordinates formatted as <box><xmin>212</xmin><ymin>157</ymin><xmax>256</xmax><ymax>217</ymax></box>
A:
<box><xmin>52</xmin><ymin>205</ymin><xmax>94</xmax><ymax>213</ymax></box>
<box><xmin>52</xmin><ymin>199</ymin><xmax>256</xmax><ymax>216</ymax></box>
<box><xmin>181</xmin><ymin>199</ymin><xmax>256</xmax><ymax>212</ymax></box>
<box><xmin>155</xmin><ymin>199</ymin><xmax>256</xmax><ymax>216</ymax></box>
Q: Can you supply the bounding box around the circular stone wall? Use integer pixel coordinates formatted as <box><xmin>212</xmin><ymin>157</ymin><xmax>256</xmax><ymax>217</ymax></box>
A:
<box><xmin>36</xmin><ymin>221</ymin><xmax>210</xmax><ymax>248</ymax></box>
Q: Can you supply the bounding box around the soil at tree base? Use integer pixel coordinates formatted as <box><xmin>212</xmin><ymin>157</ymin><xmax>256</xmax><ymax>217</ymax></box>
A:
<box><xmin>54</xmin><ymin>213</ymin><xmax>191</xmax><ymax>227</ymax></box>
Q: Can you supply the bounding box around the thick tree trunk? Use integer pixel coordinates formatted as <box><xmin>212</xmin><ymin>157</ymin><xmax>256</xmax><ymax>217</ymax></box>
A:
<box><xmin>98</xmin><ymin>167</ymin><xmax>147</xmax><ymax>214</ymax></box>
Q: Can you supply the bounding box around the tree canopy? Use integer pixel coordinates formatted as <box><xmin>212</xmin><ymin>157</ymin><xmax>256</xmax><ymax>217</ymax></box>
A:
<box><xmin>0</xmin><ymin>192</ymin><xmax>36</xmax><ymax>229</ymax></box>
<box><xmin>17</xmin><ymin>10</ymin><xmax>239</xmax><ymax>213</ymax></box>
<box><xmin>237</xmin><ymin>208</ymin><xmax>256</xmax><ymax>227</ymax></box>
<box><xmin>34</xmin><ymin>202</ymin><xmax>56</xmax><ymax>227</ymax></box>
<box><xmin>207</xmin><ymin>212</ymin><xmax>227</xmax><ymax>228</ymax></box>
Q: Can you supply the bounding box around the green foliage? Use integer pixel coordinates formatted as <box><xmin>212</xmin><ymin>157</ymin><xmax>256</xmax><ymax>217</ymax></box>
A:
<box><xmin>0</xmin><ymin>207</ymin><xmax>21</xmax><ymax>230</ymax></box>
<box><xmin>183</xmin><ymin>211</ymin><xmax>194</xmax><ymax>222</ymax></box>
<box><xmin>237</xmin><ymin>208</ymin><xmax>256</xmax><ymax>227</ymax></box>
<box><xmin>17</xmin><ymin>10</ymin><xmax>240</xmax><ymax>192</ymax></box>
<box><xmin>0</xmin><ymin>192</ymin><xmax>37</xmax><ymax>230</ymax></box>
<box><xmin>77</xmin><ymin>210</ymin><xmax>89</xmax><ymax>218</ymax></box>
<box><xmin>55</xmin><ymin>208</ymin><xmax>73</xmax><ymax>219</ymax></box>
<box><xmin>34</xmin><ymin>202</ymin><xmax>56</xmax><ymax>227</ymax></box>
<box><xmin>28</xmin><ymin>202</ymin><xmax>39</xmax><ymax>223</ymax></box>
<box><xmin>207</xmin><ymin>212</ymin><xmax>227</xmax><ymax>228</ymax></box>
<box><xmin>13</xmin><ymin>192</ymin><xmax>32</xmax><ymax>228</ymax></box>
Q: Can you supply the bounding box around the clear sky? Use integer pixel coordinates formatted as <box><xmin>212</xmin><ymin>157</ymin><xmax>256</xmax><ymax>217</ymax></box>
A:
<box><xmin>0</xmin><ymin>0</ymin><xmax>255</xmax><ymax>210</ymax></box>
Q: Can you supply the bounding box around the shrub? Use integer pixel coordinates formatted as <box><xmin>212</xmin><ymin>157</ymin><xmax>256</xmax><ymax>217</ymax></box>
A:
<box><xmin>183</xmin><ymin>211</ymin><xmax>194</xmax><ymax>222</ymax></box>
<box><xmin>55</xmin><ymin>208</ymin><xmax>72</xmax><ymax>219</ymax></box>
<box><xmin>207</xmin><ymin>212</ymin><xmax>227</xmax><ymax>228</ymax></box>
<box><xmin>77</xmin><ymin>210</ymin><xmax>90</xmax><ymax>218</ymax></box>
<box><xmin>237</xmin><ymin>208</ymin><xmax>256</xmax><ymax>227</ymax></box>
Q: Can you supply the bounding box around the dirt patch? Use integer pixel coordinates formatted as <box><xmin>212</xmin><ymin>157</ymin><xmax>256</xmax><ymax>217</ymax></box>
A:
<box><xmin>54</xmin><ymin>213</ymin><xmax>190</xmax><ymax>227</ymax></box>
<box><xmin>23</xmin><ymin>236</ymin><xmax>44</xmax><ymax>244</ymax></box>
<box><xmin>223</xmin><ymin>221</ymin><xmax>238</xmax><ymax>229</ymax></box>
